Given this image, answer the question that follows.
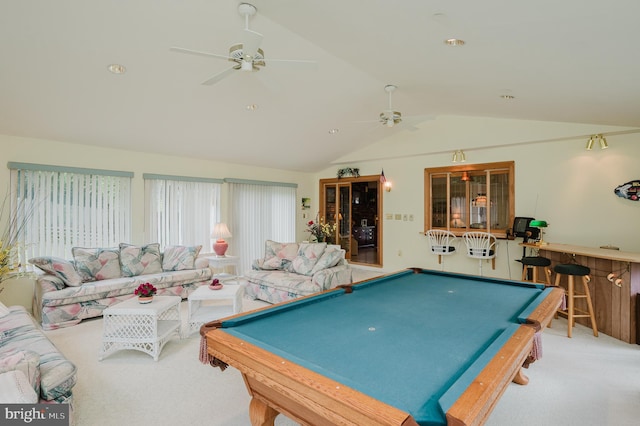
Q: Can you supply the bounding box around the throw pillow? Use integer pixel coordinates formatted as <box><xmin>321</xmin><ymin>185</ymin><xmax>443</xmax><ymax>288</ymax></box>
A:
<box><xmin>262</xmin><ymin>240</ymin><xmax>299</xmax><ymax>270</ymax></box>
<box><xmin>71</xmin><ymin>247</ymin><xmax>121</xmax><ymax>282</ymax></box>
<box><xmin>119</xmin><ymin>243</ymin><xmax>162</xmax><ymax>277</ymax></box>
<box><xmin>162</xmin><ymin>245</ymin><xmax>202</xmax><ymax>271</ymax></box>
<box><xmin>310</xmin><ymin>247</ymin><xmax>344</xmax><ymax>274</ymax></box>
<box><xmin>28</xmin><ymin>256</ymin><xmax>83</xmax><ymax>287</ymax></box>
<box><xmin>0</xmin><ymin>301</ymin><xmax>9</xmax><ymax>319</ymax></box>
<box><xmin>291</xmin><ymin>243</ymin><xmax>327</xmax><ymax>276</ymax></box>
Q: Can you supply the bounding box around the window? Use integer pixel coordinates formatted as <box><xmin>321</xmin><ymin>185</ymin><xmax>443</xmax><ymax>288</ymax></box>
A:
<box><xmin>144</xmin><ymin>174</ymin><xmax>222</xmax><ymax>250</ymax></box>
<box><xmin>227</xmin><ymin>179</ymin><xmax>296</xmax><ymax>273</ymax></box>
<box><xmin>9</xmin><ymin>162</ymin><xmax>132</xmax><ymax>259</ymax></box>
<box><xmin>424</xmin><ymin>161</ymin><xmax>514</xmax><ymax>238</ymax></box>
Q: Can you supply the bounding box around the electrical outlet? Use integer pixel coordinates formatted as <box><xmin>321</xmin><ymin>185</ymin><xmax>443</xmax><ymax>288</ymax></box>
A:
<box><xmin>395</xmin><ymin>214</ymin><xmax>402</xmax><ymax>220</ymax></box>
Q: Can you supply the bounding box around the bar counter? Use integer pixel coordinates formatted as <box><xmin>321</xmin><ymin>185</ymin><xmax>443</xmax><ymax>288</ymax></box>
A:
<box><xmin>521</xmin><ymin>242</ymin><xmax>640</xmax><ymax>344</ymax></box>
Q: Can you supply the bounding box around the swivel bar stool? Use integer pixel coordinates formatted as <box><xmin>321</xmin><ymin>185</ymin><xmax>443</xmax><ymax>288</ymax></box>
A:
<box><xmin>553</xmin><ymin>263</ymin><xmax>598</xmax><ymax>338</ymax></box>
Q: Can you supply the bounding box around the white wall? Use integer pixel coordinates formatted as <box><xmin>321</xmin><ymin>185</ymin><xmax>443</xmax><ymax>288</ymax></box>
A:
<box><xmin>3</xmin><ymin>114</ymin><xmax>640</xmax><ymax>283</ymax></box>
<box><xmin>0</xmin><ymin>134</ymin><xmax>316</xmax><ymax>251</ymax></box>
<box><xmin>315</xmin><ymin>116</ymin><xmax>640</xmax><ymax>279</ymax></box>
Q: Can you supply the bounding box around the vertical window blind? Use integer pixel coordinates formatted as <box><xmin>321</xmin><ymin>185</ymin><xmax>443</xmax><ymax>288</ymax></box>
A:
<box><xmin>226</xmin><ymin>179</ymin><xmax>296</xmax><ymax>273</ymax></box>
<box><xmin>8</xmin><ymin>163</ymin><xmax>132</xmax><ymax>260</ymax></box>
<box><xmin>144</xmin><ymin>174</ymin><xmax>222</xmax><ymax>251</ymax></box>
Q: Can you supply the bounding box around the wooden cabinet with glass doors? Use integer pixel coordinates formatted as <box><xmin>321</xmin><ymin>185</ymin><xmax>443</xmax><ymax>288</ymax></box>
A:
<box><xmin>319</xmin><ymin>176</ymin><xmax>382</xmax><ymax>266</ymax></box>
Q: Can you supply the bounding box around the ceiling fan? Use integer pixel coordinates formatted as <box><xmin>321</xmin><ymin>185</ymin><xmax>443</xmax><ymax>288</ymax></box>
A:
<box><xmin>355</xmin><ymin>85</ymin><xmax>433</xmax><ymax>131</ymax></box>
<box><xmin>380</xmin><ymin>84</ymin><xmax>403</xmax><ymax>128</ymax></box>
<box><xmin>170</xmin><ymin>3</ymin><xmax>316</xmax><ymax>86</ymax></box>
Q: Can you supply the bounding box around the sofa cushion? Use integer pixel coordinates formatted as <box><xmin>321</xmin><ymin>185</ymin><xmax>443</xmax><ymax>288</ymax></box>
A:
<box><xmin>0</xmin><ymin>370</ymin><xmax>39</xmax><ymax>403</ymax></box>
<box><xmin>310</xmin><ymin>246</ymin><xmax>344</xmax><ymax>274</ymax></box>
<box><xmin>291</xmin><ymin>243</ymin><xmax>327</xmax><ymax>276</ymax></box>
<box><xmin>72</xmin><ymin>247</ymin><xmax>121</xmax><ymax>281</ymax></box>
<box><xmin>29</xmin><ymin>256</ymin><xmax>83</xmax><ymax>287</ymax></box>
<box><xmin>162</xmin><ymin>245</ymin><xmax>202</xmax><ymax>271</ymax></box>
<box><xmin>0</xmin><ymin>349</ymin><xmax>41</xmax><ymax>396</ymax></box>
<box><xmin>262</xmin><ymin>240</ymin><xmax>299</xmax><ymax>269</ymax></box>
<box><xmin>1</xmin><ymin>307</ymin><xmax>76</xmax><ymax>401</ymax></box>
<box><xmin>39</xmin><ymin>268</ymin><xmax>211</xmax><ymax>307</ymax></box>
<box><xmin>119</xmin><ymin>243</ymin><xmax>162</xmax><ymax>277</ymax></box>
<box><xmin>245</xmin><ymin>269</ymin><xmax>319</xmax><ymax>295</ymax></box>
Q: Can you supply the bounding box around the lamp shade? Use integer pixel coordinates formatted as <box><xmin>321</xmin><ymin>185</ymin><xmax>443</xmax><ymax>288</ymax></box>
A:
<box><xmin>211</xmin><ymin>223</ymin><xmax>232</xmax><ymax>239</ymax></box>
<box><xmin>530</xmin><ymin>220</ymin><xmax>548</xmax><ymax>228</ymax></box>
<box><xmin>211</xmin><ymin>223</ymin><xmax>232</xmax><ymax>256</ymax></box>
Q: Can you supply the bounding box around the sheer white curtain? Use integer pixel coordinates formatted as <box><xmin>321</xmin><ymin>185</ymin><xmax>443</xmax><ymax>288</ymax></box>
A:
<box><xmin>227</xmin><ymin>180</ymin><xmax>296</xmax><ymax>273</ymax></box>
<box><xmin>9</xmin><ymin>163</ymin><xmax>132</xmax><ymax>260</ymax></box>
<box><xmin>144</xmin><ymin>175</ymin><xmax>221</xmax><ymax>251</ymax></box>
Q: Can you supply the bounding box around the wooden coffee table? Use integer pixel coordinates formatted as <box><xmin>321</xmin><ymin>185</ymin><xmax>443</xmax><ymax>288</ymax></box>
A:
<box><xmin>99</xmin><ymin>295</ymin><xmax>182</xmax><ymax>361</ymax></box>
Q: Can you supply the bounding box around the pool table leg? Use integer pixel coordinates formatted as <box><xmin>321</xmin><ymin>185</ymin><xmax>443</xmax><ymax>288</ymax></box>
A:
<box><xmin>512</xmin><ymin>367</ymin><xmax>529</xmax><ymax>385</ymax></box>
<box><xmin>249</xmin><ymin>397</ymin><xmax>279</xmax><ymax>426</ymax></box>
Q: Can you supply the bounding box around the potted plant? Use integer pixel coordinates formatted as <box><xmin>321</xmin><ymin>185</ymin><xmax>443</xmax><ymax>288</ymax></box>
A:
<box><xmin>134</xmin><ymin>282</ymin><xmax>157</xmax><ymax>303</ymax></box>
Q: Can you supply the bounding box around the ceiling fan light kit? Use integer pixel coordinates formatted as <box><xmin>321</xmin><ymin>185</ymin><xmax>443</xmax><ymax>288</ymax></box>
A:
<box><xmin>379</xmin><ymin>84</ymin><xmax>403</xmax><ymax>128</ymax></box>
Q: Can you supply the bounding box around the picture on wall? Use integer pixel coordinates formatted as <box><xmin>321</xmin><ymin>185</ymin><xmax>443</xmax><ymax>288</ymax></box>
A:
<box><xmin>301</xmin><ymin>197</ymin><xmax>311</xmax><ymax>209</ymax></box>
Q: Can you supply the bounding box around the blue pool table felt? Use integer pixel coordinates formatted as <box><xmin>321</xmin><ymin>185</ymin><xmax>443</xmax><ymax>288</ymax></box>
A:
<box><xmin>221</xmin><ymin>270</ymin><xmax>550</xmax><ymax>425</ymax></box>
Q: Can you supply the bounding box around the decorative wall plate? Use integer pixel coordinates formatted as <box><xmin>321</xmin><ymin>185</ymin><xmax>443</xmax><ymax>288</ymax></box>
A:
<box><xmin>614</xmin><ymin>180</ymin><xmax>640</xmax><ymax>201</ymax></box>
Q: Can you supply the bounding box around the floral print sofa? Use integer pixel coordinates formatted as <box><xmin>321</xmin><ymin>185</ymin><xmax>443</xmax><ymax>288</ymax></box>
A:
<box><xmin>31</xmin><ymin>244</ymin><xmax>212</xmax><ymax>330</ymax></box>
<box><xmin>244</xmin><ymin>240</ymin><xmax>352</xmax><ymax>304</ymax></box>
<box><xmin>0</xmin><ymin>304</ymin><xmax>76</xmax><ymax>405</ymax></box>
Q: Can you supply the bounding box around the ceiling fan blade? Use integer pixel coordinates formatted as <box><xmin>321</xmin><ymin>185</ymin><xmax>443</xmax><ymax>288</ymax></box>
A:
<box><xmin>241</xmin><ymin>29</ymin><xmax>263</xmax><ymax>59</ymax></box>
<box><xmin>170</xmin><ymin>47</ymin><xmax>231</xmax><ymax>61</ymax></box>
<box><xmin>263</xmin><ymin>58</ymin><xmax>318</xmax><ymax>70</ymax></box>
<box><xmin>201</xmin><ymin>65</ymin><xmax>237</xmax><ymax>86</ymax></box>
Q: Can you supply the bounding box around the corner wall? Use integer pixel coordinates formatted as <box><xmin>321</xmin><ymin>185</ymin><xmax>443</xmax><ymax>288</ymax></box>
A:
<box><xmin>315</xmin><ymin>116</ymin><xmax>640</xmax><ymax>280</ymax></box>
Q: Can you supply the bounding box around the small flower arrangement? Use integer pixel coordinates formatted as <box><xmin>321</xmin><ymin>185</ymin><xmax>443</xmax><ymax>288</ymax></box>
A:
<box><xmin>134</xmin><ymin>282</ymin><xmax>157</xmax><ymax>298</ymax></box>
<box><xmin>306</xmin><ymin>215</ymin><xmax>336</xmax><ymax>242</ymax></box>
<box><xmin>209</xmin><ymin>278</ymin><xmax>223</xmax><ymax>290</ymax></box>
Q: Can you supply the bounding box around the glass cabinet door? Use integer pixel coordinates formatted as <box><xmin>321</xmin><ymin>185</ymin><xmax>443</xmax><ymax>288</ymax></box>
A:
<box><xmin>324</xmin><ymin>185</ymin><xmax>337</xmax><ymax>239</ymax></box>
<box><xmin>320</xmin><ymin>176</ymin><xmax>382</xmax><ymax>266</ymax></box>
<box><xmin>338</xmin><ymin>184</ymin><xmax>351</xmax><ymax>253</ymax></box>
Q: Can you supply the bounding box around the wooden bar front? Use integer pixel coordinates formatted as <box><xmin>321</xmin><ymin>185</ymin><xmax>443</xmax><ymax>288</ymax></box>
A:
<box><xmin>521</xmin><ymin>242</ymin><xmax>640</xmax><ymax>344</ymax></box>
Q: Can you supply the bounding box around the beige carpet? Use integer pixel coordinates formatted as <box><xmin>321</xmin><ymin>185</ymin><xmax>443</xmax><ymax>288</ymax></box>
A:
<box><xmin>44</xmin><ymin>280</ymin><xmax>640</xmax><ymax>425</ymax></box>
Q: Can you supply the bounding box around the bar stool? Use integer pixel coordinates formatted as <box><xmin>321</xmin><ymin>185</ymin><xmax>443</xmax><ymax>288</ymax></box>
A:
<box><xmin>519</xmin><ymin>256</ymin><xmax>552</xmax><ymax>285</ymax></box>
<box><xmin>553</xmin><ymin>264</ymin><xmax>598</xmax><ymax>338</ymax></box>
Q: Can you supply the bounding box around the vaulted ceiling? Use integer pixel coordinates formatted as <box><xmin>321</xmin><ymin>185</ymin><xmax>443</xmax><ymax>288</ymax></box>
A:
<box><xmin>2</xmin><ymin>1</ymin><xmax>639</xmax><ymax>172</ymax></box>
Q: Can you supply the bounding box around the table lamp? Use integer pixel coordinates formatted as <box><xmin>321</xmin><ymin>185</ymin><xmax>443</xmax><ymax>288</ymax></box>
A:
<box><xmin>211</xmin><ymin>223</ymin><xmax>232</xmax><ymax>256</ymax></box>
<box><xmin>529</xmin><ymin>220</ymin><xmax>548</xmax><ymax>246</ymax></box>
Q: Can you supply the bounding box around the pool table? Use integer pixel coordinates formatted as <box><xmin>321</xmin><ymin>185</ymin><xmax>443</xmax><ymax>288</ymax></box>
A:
<box><xmin>201</xmin><ymin>268</ymin><xmax>563</xmax><ymax>426</ymax></box>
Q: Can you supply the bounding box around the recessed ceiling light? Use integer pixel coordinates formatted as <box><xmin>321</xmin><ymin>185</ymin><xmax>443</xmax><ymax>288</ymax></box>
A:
<box><xmin>328</xmin><ymin>129</ymin><xmax>339</xmax><ymax>134</ymax></box>
<box><xmin>444</xmin><ymin>38</ymin><xmax>465</xmax><ymax>46</ymax></box>
<box><xmin>107</xmin><ymin>64</ymin><xmax>126</xmax><ymax>74</ymax></box>
<box><xmin>246</xmin><ymin>104</ymin><xmax>258</xmax><ymax>111</ymax></box>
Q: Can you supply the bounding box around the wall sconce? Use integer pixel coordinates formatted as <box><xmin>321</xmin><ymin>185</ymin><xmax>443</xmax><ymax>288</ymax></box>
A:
<box><xmin>452</xmin><ymin>150</ymin><xmax>466</xmax><ymax>163</ymax></box>
<box><xmin>380</xmin><ymin>169</ymin><xmax>392</xmax><ymax>192</ymax></box>
<box><xmin>587</xmin><ymin>134</ymin><xmax>608</xmax><ymax>150</ymax></box>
